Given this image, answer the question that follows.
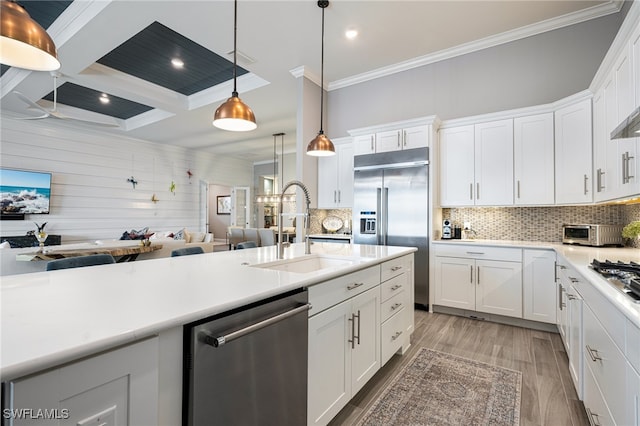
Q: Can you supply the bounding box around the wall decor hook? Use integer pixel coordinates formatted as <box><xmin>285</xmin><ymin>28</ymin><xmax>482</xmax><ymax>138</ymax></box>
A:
<box><xmin>151</xmin><ymin>194</ymin><xmax>159</xmax><ymax>203</ymax></box>
<box><xmin>127</xmin><ymin>176</ymin><xmax>138</xmax><ymax>189</ymax></box>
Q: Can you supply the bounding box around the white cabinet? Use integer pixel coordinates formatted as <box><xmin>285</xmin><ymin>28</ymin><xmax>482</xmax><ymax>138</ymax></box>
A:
<box><xmin>5</xmin><ymin>337</ymin><xmax>158</xmax><ymax>426</ymax></box>
<box><xmin>627</xmin><ymin>361</ymin><xmax>640</xmax><ymax>426</ymax></box>
<box><xmin>555</xmin><ymin>98</ymin><xmax>593</xmax><ymax>204</ymax></box>
<box><xmin>308</xmin><ymin>267</ymin><xmax>381</xmax><ymax>426</ymax></box>
<box><xmin>379</xmin><ymin>255</ymin><xmax>413</xmax><ymax>365</ymax></box>
<box><xmin>556</xmin><ymin>274</ymin><xmax>569</xmax><ymax>346</ymax></box>
<box><xmin>522</xmin><ymin>249</ymin><xmax>556</xmax><ymax>323</ymax></box>
<box><xmin>474</xmin><ymin>119</ymin><xmax>514</xmax><ymax>206</ymax></box>
<box><xmin>353</xmin><ymin>134</ymin><xmax>375</xmax><ymax>156</ymax></box>
<box><xmin>376</xmin><ymin>125</ymin><xmax>429</xmax><ymax>153</ymax></box>
<box><xmin>439</xmin><ymin>125</ymin><xmax>475</xmax><ymax>206</ymax></box>
<box><xmin>433</xmin><ymin>245</ymin><xmax>522</xmax><ymax>318</ymax></box>
<box><xmin>439</xmin><ymin>119</ymin><xmax>513</xmax><ymax>206</ymax></box>
<box><xmin>557</xmin><ymin>262</ymin><xmax>584</xmax><ymax>398</ymax></box>
<box><xmin>514</xmin><ymin>113</ymin><xmax>555</xmax><ymax>205</ymax></box>
<box><xmin>318</xmin><ymin>139</ymin><xmax>354</xmax><ymax>208</ymax></box>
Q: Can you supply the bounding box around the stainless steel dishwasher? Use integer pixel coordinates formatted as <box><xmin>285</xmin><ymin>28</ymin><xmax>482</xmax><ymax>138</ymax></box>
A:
<box><xmin>183</xmin><ymin>289</ymin><xmax>309</xmax><ymax>426</ymax></box>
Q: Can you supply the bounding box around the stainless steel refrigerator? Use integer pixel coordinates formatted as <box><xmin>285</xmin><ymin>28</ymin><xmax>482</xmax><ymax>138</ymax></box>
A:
<box><xmin>353</xmin><ymin>147</ymin><xmax>429</xmax><ymax>309</ymax></box>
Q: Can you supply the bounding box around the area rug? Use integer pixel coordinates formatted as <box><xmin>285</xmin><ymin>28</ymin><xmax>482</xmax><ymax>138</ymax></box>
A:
<box><xmin>356</xmin><ymin>348</ymin><xmax>522</xmax><ymax>426</ymax></box>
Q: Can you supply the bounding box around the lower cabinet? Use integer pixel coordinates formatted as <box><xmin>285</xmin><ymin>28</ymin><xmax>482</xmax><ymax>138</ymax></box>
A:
<box><xmin>522</xmin><ymin>249</ymin><xmax>557</xmax><ymax>323</ymax></box>
<box><xmin>434</xmin><ymin>246</ymin><xmax>522</xmax><ymax>318</ymax></box>
<box><xmin>3</xmin><ymin>337</ymin><xmax>159</xmax><ymax>426</ymax></box>
<box><xmin>308</xmin><ymin>286</ymin><xmax>380</xmax><ymax>426</ymax></box>
<box><xmin>566</xmin><ymin>284</ymin><xmax>584</xmax><ymax>398</ymax></box>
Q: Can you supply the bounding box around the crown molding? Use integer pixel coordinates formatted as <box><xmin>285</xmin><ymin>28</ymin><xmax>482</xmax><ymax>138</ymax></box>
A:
<box><xmin>348</xmin><ymin>115</ymin><xmax>439</xmax><ymax>137</ymax></box>
<box><xmin>289</xmin><ymin>66</ymin><xmax>324</xmax><ymax>89</ymax></box>
<box><xmin>329</xmin><ymin>1</ymin><xmax>623</xmax><ymax>91</ymax></box>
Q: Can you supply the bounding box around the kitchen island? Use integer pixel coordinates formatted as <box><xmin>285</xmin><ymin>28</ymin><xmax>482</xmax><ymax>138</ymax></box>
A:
<box><xmin>1</xmin><ymin>242</ymin><xmax>415</xmax><ymax>425</ymax></box>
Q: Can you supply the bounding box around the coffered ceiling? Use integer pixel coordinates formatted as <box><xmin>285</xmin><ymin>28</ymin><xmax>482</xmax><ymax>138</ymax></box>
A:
<box><xmin>0</xmin><ymin>0</ymin><xmax>622</xmax><ymax>161</ymax></box>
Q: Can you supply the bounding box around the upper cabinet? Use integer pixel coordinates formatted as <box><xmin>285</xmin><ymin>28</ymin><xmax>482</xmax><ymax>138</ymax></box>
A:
<box><xmin>440</xmin><ymin>119</ymin><xmax>513</xmax><ymax>207</ymax></box>
<box><xmin>318</xmin><ymin>137</ymin><xmax>354</xmax><ymax>209</ymax></box>
<box><xmin>555</xmin><ymin>98</ymin><xmax>593</xmax><ymax>204</ymax></box>
<box><xmin>349</xmin><ymin>118</ymin><xmax>434</xmax><ymax>157</ymax></box>
<box><xmin>514</xmin><ymin>113</ymin><xmax>555</xmax><ymax>205</ymax></box>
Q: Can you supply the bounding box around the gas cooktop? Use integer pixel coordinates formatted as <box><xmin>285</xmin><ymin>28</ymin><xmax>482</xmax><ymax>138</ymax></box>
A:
<box><xmin>590</xmin><ymin>259</ymin><xmax>640</xmax><ymax>303</ymax></box>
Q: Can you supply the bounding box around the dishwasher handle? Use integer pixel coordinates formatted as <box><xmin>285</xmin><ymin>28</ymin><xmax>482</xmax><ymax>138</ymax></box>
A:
<box><xmin>199</xmin><ymin>303</ymin><xmax>312</xmax><ymax>348</ymax></box>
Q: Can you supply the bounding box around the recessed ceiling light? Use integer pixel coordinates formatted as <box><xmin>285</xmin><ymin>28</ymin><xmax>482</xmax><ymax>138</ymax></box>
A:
<box><xmin>171</xmin><ymin>58</ymin><xmax>184</xmax><ymax>68</ymax></box>
<box><xmin>345</xmin><ymin>29</ymin><xmax>358</xmax><ymax>40</ymax></box>
<box><xmin>99</xmin><ymin>94</ymin><xmax>110</xmax><ymax>104</ymax></box>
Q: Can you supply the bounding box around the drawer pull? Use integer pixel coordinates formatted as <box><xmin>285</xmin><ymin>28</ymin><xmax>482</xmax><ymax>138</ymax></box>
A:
<box><xmin>390</xmin><ymin>284</ymin><xmax>402</xmax><ymax>291</ymax></box>
<box><xmin>466</xmin><ymin>251</ymin><xmax>485</xmax><ymax>255</ymax></box>
<box><xmin>390</xmin><ymin>266</ymin><xmax>403</xmax><ymax>272</ymax></box>
<box><xmin>568</xmin><ymin>277</ymin><xmax>579</xmax><ymax>283</ymax></box>
<box><xmin>391</xmin><ymin>303</ymin><xmax>402</xmax><ymax>311</ymax></box>
<box><xmin>567</xmin><ymin>294</ymin><xmax>577</xmax><ymax>300</ymax></box>
<box><xmin>391</xmin><ymin>331</ymin><xmax>403</xmax><ymax>341</ymax></box>
<box><xmin>586</xmin><ymin>345</ymin><xmax>603</xmax><ymax>362</ymax></box>
<box><xmin>586</xmin><ymin>408</ymin><xmax>602</xmax><ymax>426</ymax></box>
<box><xmin>347</xmin><ymin>282</ymin><xmax>364</xmax><ymax>290</ymax></box>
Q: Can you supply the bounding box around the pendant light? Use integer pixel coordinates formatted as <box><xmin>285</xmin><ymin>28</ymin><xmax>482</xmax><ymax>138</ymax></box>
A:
<box><xmin>0</xmin><ymin>0</ymin><xmax>60</xmax><ymax>71</ymax></box>
<box><xmin>306</xmin><ymin>0</ymin><xmax>335</xmax><ymax>157</ymax></box>
<box><xmin>213</xmin><ymin>0</ymin><xmax>257</xmax><ymax>132</ymax></box>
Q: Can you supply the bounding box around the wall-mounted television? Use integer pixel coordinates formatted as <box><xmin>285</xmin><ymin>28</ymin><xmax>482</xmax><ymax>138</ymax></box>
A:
<box><xmin>0</xmin><ymin>168</ymin><xmax>52</xmax><ymax>217</ymax></box>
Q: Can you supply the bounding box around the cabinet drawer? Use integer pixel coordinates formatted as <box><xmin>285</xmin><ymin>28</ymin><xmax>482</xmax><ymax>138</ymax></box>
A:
<box><xmin>381</xmin><ymin>255</ymin><xmax>409</xmax><ymax>282</ymax></box>
<box><xmin>380</xmin><ymin>273</ymin><xmax>406</xmax><ymax>302</ymax></box>
<box><xmin>583</xmin><ymin>305</ymin><xmax>627</xmax><ymax>424</ymax></box>
<box><xmin>381</xmin><ymin>308</ymin><xmax>406</xmax><ymax>365</ymax></box>
<box><xmin>308</xmin><ymin>266</ymin><xmax>380</xmax><ymax>316</ymax></box>
<box><xmin>381</xmin><ymin>290</ymin><xmax>407</xmax><ymax>323</ymax></box>
<box><xmin>583</xmin><ymin>359</ymin><xmax>616</xmax><ymax>426</ymax></box>
<box><xmin>627</xmin><ymin>319</ymin><xmax>640</xmax><ymax>374</ymax></box>
<box><xmin>434</xmin><ymin>244</ymin><xmax>521</xmax><ymax>262</ymax></box>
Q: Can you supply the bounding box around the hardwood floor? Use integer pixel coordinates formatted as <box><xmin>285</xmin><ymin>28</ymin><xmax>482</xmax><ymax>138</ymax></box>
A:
<box><xmin>329</xmin><ymin>310</ymin><xmax>589</xmax><ymax>426</ymax></box>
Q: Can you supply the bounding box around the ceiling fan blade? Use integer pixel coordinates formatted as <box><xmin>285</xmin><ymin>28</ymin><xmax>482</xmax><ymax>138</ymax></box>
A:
<box><xmin>13</xmin><ymin>91</ymin><xmax>50</xmax><ymax>115</ymax></box>
<box><xmin>48</xmin><ymin>110</ymin><xmax>119</xmax><ymax>127</ymax></box>
<box><xmin>13</xmin><ymin>114</ymin><xmax>50</xmax><ymax>120</ymax></box>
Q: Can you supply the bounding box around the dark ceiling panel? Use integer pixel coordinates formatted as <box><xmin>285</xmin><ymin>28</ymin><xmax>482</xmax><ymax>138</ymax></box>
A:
<box><xmin>0</xmin><ymin>1</ymin><xmax>73</xmax><ymax>76</ymax></box>
<box><xmin>97</xmin><ymin>21</ymin><xmax>248</xmax><ymax>96</ymax></box>
<box><xmin>43</xmin><ymin>82</ymin><xmax>154</xmax><ymax>120</ymax></box>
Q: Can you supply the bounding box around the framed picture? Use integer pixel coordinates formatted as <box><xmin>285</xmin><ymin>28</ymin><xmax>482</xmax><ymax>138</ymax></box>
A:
<box><xmin>217</xmin><ymin>195</ymin><xmax>231</xmax><ymax>215</ymax></box>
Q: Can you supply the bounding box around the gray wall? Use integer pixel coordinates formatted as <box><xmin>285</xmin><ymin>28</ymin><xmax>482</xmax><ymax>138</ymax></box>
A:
<box><xmin>327</xmin><ymin>8</ymin><xmax>629</xmax><ymax>137</ymax></box>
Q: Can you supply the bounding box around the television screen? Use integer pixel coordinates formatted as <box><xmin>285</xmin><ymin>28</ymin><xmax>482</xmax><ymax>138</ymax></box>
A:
<box><xmin>0</xmin><ymin>168</ymin><xmax>52</xmax><ymax>215</ymax></box>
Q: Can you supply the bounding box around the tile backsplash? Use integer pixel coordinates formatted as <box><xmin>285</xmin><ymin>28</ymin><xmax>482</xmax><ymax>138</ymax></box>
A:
<box><xmin>443</xmin><ymin>204</ymin><xmax>640</xmax><ymax>247</ymax></box>
<box><xmin>310</xmin><ymin>209</ymin><xmax>353</xmax><ymax>234</ymax></box>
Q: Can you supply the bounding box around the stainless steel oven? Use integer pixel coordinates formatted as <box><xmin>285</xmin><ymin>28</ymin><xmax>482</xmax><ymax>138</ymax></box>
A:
<box><xmin>562</xmin><ymin>224</ymin><xmax>623</xmax><ymax>247</ymax></box>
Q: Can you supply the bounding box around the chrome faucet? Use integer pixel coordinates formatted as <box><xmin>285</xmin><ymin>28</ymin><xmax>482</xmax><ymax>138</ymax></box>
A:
<box><xmin>278</xmin><ymin>180</ymin><xmax>311</xmax><ymax>259</ymax></box>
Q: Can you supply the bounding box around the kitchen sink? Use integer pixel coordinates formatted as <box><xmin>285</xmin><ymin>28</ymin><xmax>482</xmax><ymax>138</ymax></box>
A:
<box><xmin>250</xmin><ymin>254</ymin><xmax>356</xmax><ymax>274</ymax></box>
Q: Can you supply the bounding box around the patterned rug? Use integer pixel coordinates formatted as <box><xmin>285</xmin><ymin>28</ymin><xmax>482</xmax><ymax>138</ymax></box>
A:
<box><xmin>356</xmin><ymin>348</ymin><xmax>522</xmax><ymax>426</ymax></box>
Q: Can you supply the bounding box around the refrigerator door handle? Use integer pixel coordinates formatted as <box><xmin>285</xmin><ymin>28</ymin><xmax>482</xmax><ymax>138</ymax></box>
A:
<box><xmin>382</xmin><ymin>187</ymin><xmax>389</xmax><ymax>246</ymax></box>
<box><xmin>376</xmin><ymin>187</ymin><xmax>382</xmax><ymax>245</ymax></box>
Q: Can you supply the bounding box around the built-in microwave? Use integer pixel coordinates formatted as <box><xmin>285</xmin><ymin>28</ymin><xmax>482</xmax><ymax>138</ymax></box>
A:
<box><xmin>562</xmin><ymin>224</ymin><xmax>624</xmax><ymax>247</ymax></box>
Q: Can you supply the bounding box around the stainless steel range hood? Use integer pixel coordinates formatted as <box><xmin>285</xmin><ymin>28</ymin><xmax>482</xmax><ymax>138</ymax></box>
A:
<box><xmin>611</xmin><ymin>106</ymin><xmax>640</xmax><ymax>139</ymax></box>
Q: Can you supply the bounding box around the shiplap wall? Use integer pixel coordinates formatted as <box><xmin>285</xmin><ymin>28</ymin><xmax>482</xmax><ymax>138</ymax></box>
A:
<box><xmin>0</xmin><ymin>118</ymin><xmax>253</xmax><ymax>243</ymax></box>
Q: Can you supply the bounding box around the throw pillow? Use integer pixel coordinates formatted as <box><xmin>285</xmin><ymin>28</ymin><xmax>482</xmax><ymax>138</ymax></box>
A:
<box><xmin>174</xmin><ymin>228</ymin><xmax>186</xmax><ymax>240</ymax></box>
<box><xmin>190</xmin><ymin>232</ymin><xmax>205</xmax><ymax>243</ymax></box>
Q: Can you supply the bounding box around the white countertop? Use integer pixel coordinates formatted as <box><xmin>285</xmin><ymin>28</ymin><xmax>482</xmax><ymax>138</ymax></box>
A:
<box><xmin>0</xmin><ymin>243</ymin><xmax>414</xmax><ymax>381</ymax></box>
<box><xmin>433</xmin><ymin>239</ymin><xmax>640</xmax><ymax>328</ymax></box>
<box><xmin>309</xmin><ymin>234</ymin><xmax>353</xmax><ymax>240</ymax></box>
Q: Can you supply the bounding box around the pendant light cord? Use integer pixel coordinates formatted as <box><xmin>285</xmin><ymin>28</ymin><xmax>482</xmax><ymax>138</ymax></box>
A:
<box><xmin>232</xmin><ymin>0</ymin><xmax>238</xmax><ymax>96</ymax></box>
<box><xmin>319</xmin><ymin>2</ymin><xmax>325</xmax><ymax>134</ymax></box>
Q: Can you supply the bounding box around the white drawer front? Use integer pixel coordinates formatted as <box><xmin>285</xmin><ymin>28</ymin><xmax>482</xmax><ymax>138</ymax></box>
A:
<box><xmin>380</xmin><ymin>273</ymin><xmax>406</xmax><ymax>302</ymax></box>
<box><xmin>434</xmin><ymin>244</ymin><xmax>522</xmax><ymax>262</ymax></box>
<box><xmin>583</xmin><ymin>359</ymin><xmax>616</xmax><ymax>426</ymax></box>
<box><xmin>381</xmin><ymin>255</ymin><xmax>409</xmax><ymax>283</ymax></box>
<box><xmin>308</xmin><ymin>266</ymin><xmax>380</xmax><ymax>316</ymax></box>
<box><xmin>583</xmin><ymin>305</ymin><xmax>627</xmax><ymax>425</ymax></box>
<box><xmin>381</xmin><ymin>307</ymin><xmax>407</xmax><ymax>365</ymax></box>
<box><xmin>627</xmin><ymin>319</ymin><xmax>640</xmax><ymax>374</ymax></box>
<box><xmin>381</xmin><ymin>290</ymin><xmax>407</xmax><ymax>323</ymax></box>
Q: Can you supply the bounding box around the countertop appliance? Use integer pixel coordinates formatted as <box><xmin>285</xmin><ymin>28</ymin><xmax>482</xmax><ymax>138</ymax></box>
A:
<box><xmin>353</xmin><ymin>147</ymin><xmax>429</xmax><ymax>309</ymax></box>
<box><xmin>562</xmin><ymin>224</ymin><xmax>624</xmax><ymax>247</ymax></box>
<box><xmin>590</xmin><ymin>259</ymin><xmax>640</xmax><ymax>303</ymax></box>
<box><xmin>183</xmin><ymin>289</ymin><xmax>310</xmax><ymax>425</ymax></box>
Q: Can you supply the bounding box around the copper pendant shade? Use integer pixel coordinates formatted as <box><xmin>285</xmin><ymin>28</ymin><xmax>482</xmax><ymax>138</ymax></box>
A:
<box><xmin>0</xmin><ymin>0</ymin><xmax>60</xmax><ymax>71</ymax></box>
<box><xmin>307</xmin><ymin>0</ymin><xmax>334</xmax><ymax>157</ymax></box>
<box><xmin>213</xmin><ymin>0</ymin><xmax>257</xmax><ymax>132</ymax></box>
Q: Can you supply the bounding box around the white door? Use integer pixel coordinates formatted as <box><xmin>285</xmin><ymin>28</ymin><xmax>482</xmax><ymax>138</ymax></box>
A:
<box><xmin>475</xmin><ymin>259</ymin><xmax>522</xmax><ymax>318</ymax></box>
<box><xmin>434</xmin><ymin>256</ymin><xmax>475</xmax><ymax>310</ymax></box>
<box><xmin>403</xmin><ymin>125</ymin><xmax>429</xmax><ymax>150</ymax></box>
<box><xmin>350</xmin><ymin>287</ymin><xmax>380</xmax><ymax>396</ymax></box>
<box><xmin>474</xmin><ymin>119</ymin><xmax>514</xmax><ymax>206</ymax></box>
<box><xmin>439</xmin><ymin>125</ymin><xmax>475</xmax><ymax>206</ymax></box>
<box><xmin>199</xmin><ymin>180</ymin><xmax>209</xmax><ymax>233</ymax></box>
<box><xmin>230</xmin><ymin>186</ymin><xmax>250</xmax><ymax>227</ymax></box>
<box><xmin>514</xmin><ymin>114</ymin><xmax>555</xmax><ymax>205</ymax></box>
<box><xmin>523</xmin><ymin>250</ymin><xmax>557</xmax><ymax>323</ymax></box>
